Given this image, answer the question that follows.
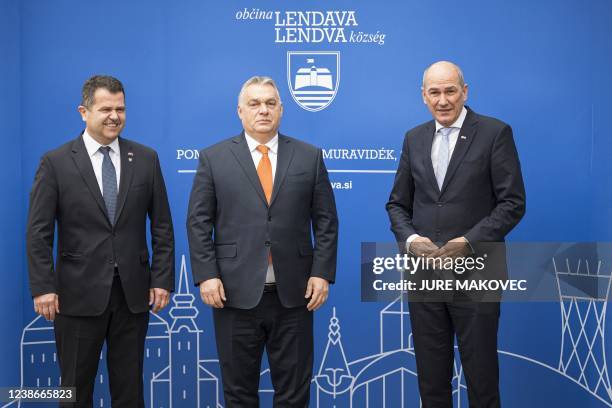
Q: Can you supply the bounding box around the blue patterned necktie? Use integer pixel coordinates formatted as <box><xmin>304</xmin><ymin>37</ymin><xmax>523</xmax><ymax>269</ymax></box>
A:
<box><xmin>100</xmin><ymin>146</ymin><xmax>118</xmax><ymax>224</ymax></box>
<box><xmin>435</xmin><ymin>127</ymin><xmax>453</xmax><ymax>189</ymax></box>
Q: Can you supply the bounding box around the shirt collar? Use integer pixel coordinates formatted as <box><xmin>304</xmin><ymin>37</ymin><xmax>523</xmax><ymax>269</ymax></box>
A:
<box><xmin>435</xmin><ymin>106</ymin><xmax>468</xmax><ymax>133</ymax></box>
<box><xmin>244</xmin><ymin>132</ymin><xmax>279</xmax><ymax>154</ymax></box>
<box><xmin>82</xmin><ymin>130</ymin><xmax>120</xmax><ymax>158</ymax></box>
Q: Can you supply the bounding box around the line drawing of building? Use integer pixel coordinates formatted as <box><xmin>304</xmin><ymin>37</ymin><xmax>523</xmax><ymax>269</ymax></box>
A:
<box><xmin>313</xmin><ymin>307</ymin><xmax>354</xmax><ymax>406</ymax></box>
<box><xmin>554</xmin><ymin>248</ymin><xmax>612</xmax><ymax>403</ymax></box>
<box><xmin>294</xmin><ymin>62</ymin><xmax>333</xmax><ymax>90</ymax></box>
<box><xmin>149</xmin><ymin>255</ymin><xmax>220</xmax><ymax>408</ymax></box>
<box><xmin>312</xmin><ymin>296</ymin><xmax>465</xmax><ymax>408</ymax></box>
<box><xmin>4</xmin><ymin>255</ymin><xmax>221</xmax><ymax>408</ymax></box>
<box><xmin>4</xmin><ymin>249</ymin><xmax>612</xmax><ymax>407</ymax></box>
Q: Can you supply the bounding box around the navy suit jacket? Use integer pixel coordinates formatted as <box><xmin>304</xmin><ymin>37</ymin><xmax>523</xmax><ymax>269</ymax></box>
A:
<box><xmin>387</xmin><ymin>107</ymin><xmax>526</xmax><ymax>249</ymax></box>
<box><xmin>187</xmin><ymin>132</ymin><xmax>339</xmax><ymax>309</ymax></box>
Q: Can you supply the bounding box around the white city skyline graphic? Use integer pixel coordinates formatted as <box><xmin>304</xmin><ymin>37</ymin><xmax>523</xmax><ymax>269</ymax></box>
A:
<box><xmin>3</xmin><ymin>248</ymin><xmax>612</xmax><ymax>407</ymax></box>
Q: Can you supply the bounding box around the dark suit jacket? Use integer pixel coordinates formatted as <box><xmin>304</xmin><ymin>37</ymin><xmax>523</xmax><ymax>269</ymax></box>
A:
<box><xmin>27</xmin><ymin>134</ymin><xmax>175</xmax><ymax>316</ymax></box>
<box><xmin>387</xmin><ymin>107</ymin><xmax>526</xmax><ymax>250</ymax></box>
<box><xmin>187</xmin><ymin>132</ymin><xmax>338</xmax><ymax>309</ymax></box>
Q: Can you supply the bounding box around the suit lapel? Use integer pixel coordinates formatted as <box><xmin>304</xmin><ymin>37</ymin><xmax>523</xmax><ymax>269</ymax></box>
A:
<box><xmin>70</xmin><ymin>134</ymin><xmax>110</xmax><ymax>224</ymax></box>
<box><xmin>269</xmin><ymin>134</ymin><xmax>294</xmax><ymax>207</ymax></box>
<box><xmin>440</xmin><ymin>108</ymin><xmax>478</xmax><ymax>194</ymax></box>
<box><xmin>421</xmin><ymin>121</ymin><xmax>440</xmax><ymax>194</ymax></box>
<box><xmin>114</xmin><ymin>137</ymin><xmax>134</xmax><ymax>224</ymax></box>
<box><xmin>229</xmin><ymin>133</ymin><xmax>269</xmax><ymax>207</ymax></box>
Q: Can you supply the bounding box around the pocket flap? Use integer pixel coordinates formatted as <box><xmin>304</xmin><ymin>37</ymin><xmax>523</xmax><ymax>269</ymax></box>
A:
<box><xmin>216</xmin><ymin>244</ymin><xmax>237</xmax><ymax>259</ymax></box>
<box><xmin>61</xmin><ymin>251</ymin><xmax>83</xmax><ymax>259</ymax></box>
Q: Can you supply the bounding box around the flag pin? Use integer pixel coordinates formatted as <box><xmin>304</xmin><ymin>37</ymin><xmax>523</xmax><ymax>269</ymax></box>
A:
<box><xmin>460</xmin><ymin>135</ymin><xmax>467</xmax><ymax>140</ymax></box>
<box><xmin>128</xmin><ymin>152</ymin><xmax>134</xmax><ymax>162</ymax></box>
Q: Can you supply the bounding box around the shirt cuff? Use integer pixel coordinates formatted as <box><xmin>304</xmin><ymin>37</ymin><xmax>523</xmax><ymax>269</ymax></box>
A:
<box><xmin>405</xmin><ymin>234</ymin><xmax>421</xmax><ymax>254</ymax></box>
<box><xmin>462</xmin><ymin>236</ymin><xmax>475</xmax><ymax>254</ymax></box>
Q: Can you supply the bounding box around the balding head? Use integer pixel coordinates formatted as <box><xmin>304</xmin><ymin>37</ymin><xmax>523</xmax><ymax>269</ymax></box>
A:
<box><xmin>421</xmin><ymin>61</ymin><xmax>468</xmax><ymax>126</ymax></box>
<box><xmin>422</xmin><ymin>61</ymin><xmax>465</xmax><ymax>89</ymax></box>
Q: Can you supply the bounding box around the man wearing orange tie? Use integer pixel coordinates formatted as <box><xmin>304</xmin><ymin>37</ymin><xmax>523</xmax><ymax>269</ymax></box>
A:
<box><xmin>187</xmin><ymin>76</ymin><xmax>339</xmax><ymax>407</ymax></box>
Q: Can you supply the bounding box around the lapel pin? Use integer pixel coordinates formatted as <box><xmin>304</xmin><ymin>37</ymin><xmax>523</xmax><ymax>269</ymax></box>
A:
<box><xmin>128</xmin><ymin>152</ymin><xmax>134</xmax><ymax>162</ymax></box>
<box><xmin>460</xmin><ymin>135</ymin><xmax>467</xmax><ymax>140</ymax></box>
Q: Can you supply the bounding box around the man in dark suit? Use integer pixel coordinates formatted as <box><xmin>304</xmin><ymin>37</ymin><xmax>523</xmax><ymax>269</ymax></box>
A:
<box><xmin>386</xmin><ymin>61</ymin><xmax>526</xmax><ymax>407</ymax></box>
<box><xmin>187</xmin><ymin>76</ymin><xmax>338</xmax><ymax>407</ymax></box>
<box><xmin>27</xmin><ymin>75</ymin><xmax>175</xmax><ymax>407</ymax></box>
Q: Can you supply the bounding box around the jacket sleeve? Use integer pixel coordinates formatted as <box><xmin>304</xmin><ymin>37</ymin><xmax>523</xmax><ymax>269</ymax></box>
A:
<box><xmin>386</xmin><ymin>133</ymin><xmax>417</xmax><ymax>245</ymax></box>
<box><xmin>464</xmin><ymin>125</ymin><xmax>526</xmax><ymax>242</ymax></box>
<box><xmin>186</xmin><ymin>150</ymin><xmax>220</xmax><ymax>285</ymax></box>
<box><xmin>148</xmin><ymin>151</ymin><xmax>175</xmax><ymax>291</ymax></box>
<box><xmin>309</xmin><ymin>148</ymin><xmax>339</xmax><ymax>283</ymax></box>
<box><xmin>26</xmin><ymin>155</ymin><xmax>59</xmax><ymax>297</ymax></box>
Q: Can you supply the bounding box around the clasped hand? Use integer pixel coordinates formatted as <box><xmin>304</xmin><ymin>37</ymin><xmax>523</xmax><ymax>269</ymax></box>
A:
<box><xmin>409</xmin><ymin>236</ymin><xmax>471</xmax><ymax>260</ymax></box>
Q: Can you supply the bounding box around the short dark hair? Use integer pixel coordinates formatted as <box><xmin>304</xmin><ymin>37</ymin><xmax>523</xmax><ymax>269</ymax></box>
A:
<box><xmin>80</xmin><ymin>75</ymin><xmax>125</xmax><ymax>108</ymax></box>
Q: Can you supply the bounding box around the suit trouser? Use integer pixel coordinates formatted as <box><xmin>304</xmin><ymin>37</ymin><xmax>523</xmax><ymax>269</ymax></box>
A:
<box><xmin>408</xmin><ymin>300</ymin><xmax>501</xmax><ymax>408</ymax></box>
<box><xmin>213</xmin><ymin>286</ymin><xmax>313</xmax><ymax>408</ymax></box>
<box><xmin>54</xmin><ymin>276</ymin><xmax>149</xmax><ymax>408</ymax></box>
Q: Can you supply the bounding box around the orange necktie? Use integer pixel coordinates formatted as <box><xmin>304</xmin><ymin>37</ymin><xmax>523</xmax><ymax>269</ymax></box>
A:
<box><xmin>256</xmin><ymin>145</ymin><xmax>273</xmax><ymax>265</ymax></box>
<box><xmin>256</xmin><ymin>145</ymin><xmax>273</xmax><ymax>204</ymax></box>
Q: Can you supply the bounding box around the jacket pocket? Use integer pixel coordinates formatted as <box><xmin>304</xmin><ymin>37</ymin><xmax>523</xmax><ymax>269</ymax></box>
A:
<box><xmin>215</xmin><ymin>243</ymin><xmax>237</xmax><ymax>259</ymax></box>
<box><xmin>60</xmin><ymin>251</ymin><xmax>83</xmax><ymax>260</ymax></box>
<box><xmin>286</xmin><ymin>173</ymin><xmax>312</xmax><ymax>184</ymax></box>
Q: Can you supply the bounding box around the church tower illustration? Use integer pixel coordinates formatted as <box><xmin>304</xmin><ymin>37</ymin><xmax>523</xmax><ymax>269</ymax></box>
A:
<box><xmin>554</xmin><ymin>247</ymin><xmax>612</xmax><ymax>403</ymax></box>
<box><xmin>150</xmin><ymin>255</ymin><xmax>219</xmax><ymax>408</ymax></box>
<box><xmin>314</xmin><ymin>307</ymin><xmax>353</xmax><ymax>407</ymax></box>
<box><xmin>169</xmin><ymin>256</ymin><xmax>202</xmax><ymax>405</ymax></box>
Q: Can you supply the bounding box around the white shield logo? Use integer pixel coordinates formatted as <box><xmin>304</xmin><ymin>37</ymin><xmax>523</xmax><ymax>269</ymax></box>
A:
<box><xmin>287</xmin><ymin>51</ymin><xmax>340</xmax><ymax>112</ymax></box>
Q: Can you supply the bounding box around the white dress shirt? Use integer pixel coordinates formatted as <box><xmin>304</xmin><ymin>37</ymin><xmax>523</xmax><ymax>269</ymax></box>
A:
<box><xmin>406</xmin><ymin>107</ymin><xmax>468</xmax><ymax>250</ymax></box>
<box><xmin>82</xmin><ymin>130</ymin><xmax>121</xmax><ymax>193</ymax></box>
<box><xmin>244</xmin><ymin>132</ymin><xmax>278</xmax><ymax>283</ymax></box>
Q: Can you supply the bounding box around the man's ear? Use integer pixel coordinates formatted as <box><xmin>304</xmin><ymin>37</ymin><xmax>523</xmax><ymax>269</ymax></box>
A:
<box><xmin>78</xmin><ymin>105</ymin><xmax>88</xmax><ymax>122</ymax></box>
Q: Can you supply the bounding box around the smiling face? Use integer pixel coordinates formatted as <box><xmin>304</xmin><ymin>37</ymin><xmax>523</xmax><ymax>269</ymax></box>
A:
<box><xmin>237</xmin><ymin>83</ymin><xmax>283</xmax><ymax>143</ymax></box>
<box><xmin>78</xmin><ymin>88</ymin><xmax>126</xmax><ymax>145</ymax></box>
<box><xmin>422</xmin><ymin>62</ymin><xmax>468</xmax><ymax>127</ymax></box>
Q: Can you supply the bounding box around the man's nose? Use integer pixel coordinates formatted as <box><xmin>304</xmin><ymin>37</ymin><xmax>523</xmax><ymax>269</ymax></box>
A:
<box><xmin>259</xmin><ymin>103</ymin><xmax>269</xmax><ymax>114</ymax></box>
<box><xmin>109</xmin><ymin>110</ymin><xmax>119</xmax><ymax>120</ymax></box>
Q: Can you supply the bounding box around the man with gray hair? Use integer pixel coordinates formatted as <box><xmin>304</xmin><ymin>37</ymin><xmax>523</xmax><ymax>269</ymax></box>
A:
<box><xmin>387</xmin><ymin>61</ymin><xmax>525</xmax><ymax>407</ymax></box>
<box><xmin>187</xmin><ymin>76</ymin><xmax>338</xmax><ymax>407</ymax></box>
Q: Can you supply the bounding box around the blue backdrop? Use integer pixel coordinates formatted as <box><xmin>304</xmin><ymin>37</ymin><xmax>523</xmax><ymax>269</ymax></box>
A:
<box><xmin>2</xmin><ymin>0</ymin><xmax>612</xmax><ymax>407</ymax></box>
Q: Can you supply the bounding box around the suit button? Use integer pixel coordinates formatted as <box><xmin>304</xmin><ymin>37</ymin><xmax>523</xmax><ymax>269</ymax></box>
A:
<box><xmin>265</xmin><ymin>241</ymin><xmax>271</xmax><ymax>247</ymax></box>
